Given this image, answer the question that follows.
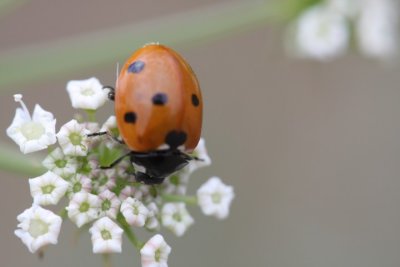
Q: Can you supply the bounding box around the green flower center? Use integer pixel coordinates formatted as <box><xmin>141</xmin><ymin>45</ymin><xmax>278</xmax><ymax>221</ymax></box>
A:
<box><xmin>169</xmin><ymin>175</ymin><xmax>180</xmax><ymax>185</ymax></box>
<box><xmin>69</xmin><ymin>132</ymin><xmax>82</xmax><ymax>146</ymax></box>
<box><xmin>41</xmin><ymin>184</ymin><xmax>55</xmax><ymax>194</ymax></box>
<box><xmin>133</xmin><ymin>206</ymin><xmax>139</xmax><ymax>215</ymax></box>
<box><xmin>81</xmin><ymin>87</ymin><xmax>95</xmax><ymax>96</ymax></box>
<box><xmin>211</xmin><ymin>192</ymin><xmax>222</xmax><ymax>204</ymax></box>
<box><xmin>28</xmin><ymin>218</ymin><xmax>49</xmax><ymax>238</ymax></box>
<box><xmin>55</xmin><ymin>159</ymin><xmax>67</xmax><ymax>168</ymax></box>
<box><xmin>102</xmin><ymin>199</ymin><xmax>111</xmax><ymax>211</ymax></box>
<box><xmin>155</xmin><ymin>248</ymin><xmax>162</xmax><ymax>262</ymax></box>
<box><xmin>79</xmin><ymin>202</ymin><xmax>90</xmax><ymax>212</ymax></box>
<box><xmin>101</xmin><ymin>229</ymin><xmax>112</xmax><ymax>240</ymax></box>
<box><xmin>20</xmin><ymin>122</ymin><xmax>45</xmax><ymax>140</ymax></box>
<box><xmin>173</xmin><ymin>212</ymin><xmax>182</xmax><ymax>222</ymax></box>
<box><xmin>72</xmin><ymin>182</ymin><xmax>82</xmax><ymax>193</ymax></box>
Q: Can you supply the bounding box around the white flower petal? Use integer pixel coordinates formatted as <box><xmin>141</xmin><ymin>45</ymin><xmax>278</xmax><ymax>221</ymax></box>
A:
<box><xmin>66</xmin><ymin>77</ymin><xmax>107</xmax><ymax>110</ymax></box>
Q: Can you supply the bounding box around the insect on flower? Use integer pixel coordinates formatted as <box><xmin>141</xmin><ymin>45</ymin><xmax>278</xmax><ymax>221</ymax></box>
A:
<box><xmin>89</xmin><ymin>44</ymin><xmax>203</xmax><ymax>185</ymax></box>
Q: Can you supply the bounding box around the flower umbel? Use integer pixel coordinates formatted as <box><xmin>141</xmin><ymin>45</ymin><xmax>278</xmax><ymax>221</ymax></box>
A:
<box><xmin>15</xmin><ymin>205</ymin><xmax>62</xmax><ymax>253</ymax></box>
<box><xmin>7</xmin><ymin>94</ymin><xmax>56</xmax><ymax>154</ymax></box>
<box><xmin>9</xmin><ymin>77</ymin><xmax>233</xmax><ymax>267</ymax></box>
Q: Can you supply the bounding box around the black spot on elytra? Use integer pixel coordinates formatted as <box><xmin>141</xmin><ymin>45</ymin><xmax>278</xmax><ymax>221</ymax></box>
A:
<box><xmin>165</xmin><ymin>130</ymin><xmax>187</xmax><ymax>148</ymax></box>
<box><xmin>191</xmin><ymin>94</ymin><xmax>199</xmax><ymax>107</ymax></box>
<box><xmin>127</xmin><ymin>61</ymin><xmax>145</xmax><ymax>73</ymax></box>
<box><xmin>152</xmin><ymin>93</ymin><xmax>168</xmax><ymax>105</ymax></box>
<box><xmin>124</xmin><ymin>112</ymin><xmax>137</xmax><ymax>123</ymax></box>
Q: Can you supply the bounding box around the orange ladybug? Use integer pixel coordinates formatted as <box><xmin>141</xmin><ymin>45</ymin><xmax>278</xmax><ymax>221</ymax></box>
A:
<box><xmin>96</xmin><ymin>44</ymin><xmax>202</xmax><ymax>184</ymax></box>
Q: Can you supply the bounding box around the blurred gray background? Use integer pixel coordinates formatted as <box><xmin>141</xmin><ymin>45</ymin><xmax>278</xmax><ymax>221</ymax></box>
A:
<box><xmin>1</xmin><ymin>0</ymin><xmax>400</xmax><ymax>266</ymax></box>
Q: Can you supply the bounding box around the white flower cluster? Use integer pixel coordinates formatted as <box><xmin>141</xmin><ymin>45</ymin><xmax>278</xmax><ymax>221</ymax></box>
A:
<box><xmin>287</xmin><ymin>0</ymin><xmax>398</xmax><ymax>61</ymax></box>
<box><xmin>7</xmin><ymin>78</ymin><xmax>234</xmax><ymax>267</ymax></box>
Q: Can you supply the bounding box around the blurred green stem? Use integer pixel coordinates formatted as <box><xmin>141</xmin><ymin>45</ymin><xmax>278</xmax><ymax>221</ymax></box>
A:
<box><xmin>0</xmin><ymin>0</ymin><xmax>274</xmax><ymax>89</ymax></box>
<box><xmin>0</xmin><ymin>144</ymin><xmax>45</xmax><ymax>177</ymax></box>
<box><xmin>162</xmin><ymin>194</ymin><xmax>198</xmax><ymax>205</ymax></box>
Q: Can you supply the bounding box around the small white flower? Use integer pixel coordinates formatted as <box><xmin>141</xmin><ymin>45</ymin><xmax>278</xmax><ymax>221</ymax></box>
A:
<box><xmin>161</xmin><ymin>203</ymin><xmax>193</xmax><ymax>237</ymax></box>
<box><xmin>141</xmin><ymin>234</ymin><xmax>171</xmax><ymax>267</ymax></box>
<box><xmin>197</xmin><ymin>177</ymin><xmax>234</xmax><ymax>220</ymax></box>
<box><xmin>15</xmin><ymin>205</ymin><xmax>62</xmax><ymax>253</ymax></box>
<box><xmin>7</xmin><ymin>94</ymin><xmax>57</xmax><ymax>154</ymax></box>
<box><xmin>29</xmin><ymin>171</ymin><xmax>69</xmax><ymax>206</ymax></box>
<box><xmin>91</xmin><ymin>169</ymin><xmax>116</xmax><ymax>194</ymax></box>
<box><xmin>66</xmin><ymin>77</ymin><xmax>107</xmax><ymax>110</ymax></box>
<box><xmin>290</xmin><ymin>4</ymin><xmax>349</xmax><ymax>60</ymax></box>
<box><xmin>57</xmin><ymin>119</ymin><xmax>90</xmax><ymax>156</ymax></box>
<box><xmin>42</xmin><ymin>147</ymin><xmax>78</xmax><ymax>179</ymax></box>
<box><xmin>187</xmin><ymin>138</ymin><xmax>212</xmax><ymax>173</ymax></box>
<box><xmin>163</xmin><ymin>172</ymin><xmax>190</xmax><ymax>196</ymax></box>
<box><xmin>89</xmin><ymin>217</ymin><xmax>123</xmax><ymax>254</ymax></box>
<box><xmin>120</xmin><ymin>197</ymin><xmax>149</xmax><ymax>227</ymax></box>
<box><xmin>67</xmin><ymin>174</ymin><xmax>92</xmax><ymax>197</ymax></box>
<box><xmin>356</xmin><ymin>0</ymin><xmax>398</xmax><ymax>60</ymax></box>
<box><xmin>145</xmin><ymin>203</ymin><xmax>160</xmax><ymax>231</ymax></box>
<box><xmin>100</xmin><ymin>115</ymin><xmax>118</xmax><ymax>134</ymax></box>
<box><xmin>66</xmin><ymin>192</ymin><xmax>101</xmax><ymax>228</ymax></box>
<box><xmin>98</xmin><ymin>190</ymin><xmax>121</xmax><ymax>220</ymax></box>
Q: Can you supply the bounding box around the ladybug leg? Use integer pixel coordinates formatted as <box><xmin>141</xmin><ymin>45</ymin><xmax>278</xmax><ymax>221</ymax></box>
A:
<box><xmin>100</xmin><ymin>152</ymin><xmax>131</xmax><ymax>169</ymax></box>
<box><xmin>87</xmin><ymin>131</ymin><xmax>125</xmax><ymax>145</ymax></box>
<box><xmin>103</xmin><ymin>86</ymin><xmax>115</xmax><ymax>101</ymax></box>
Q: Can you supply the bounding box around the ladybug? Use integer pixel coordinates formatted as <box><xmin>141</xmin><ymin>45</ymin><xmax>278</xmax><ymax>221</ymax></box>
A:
<box><xmin>92</xmin><ymin>44</ymin><xmax>202</xmax><ymax>185</ymax></box>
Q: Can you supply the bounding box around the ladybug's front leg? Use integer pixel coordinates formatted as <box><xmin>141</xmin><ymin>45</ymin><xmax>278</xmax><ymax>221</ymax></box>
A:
<box><xmin>103</xmin><ymin>86</ymin><xmax>115</xmax><ymax>101</ymax></box>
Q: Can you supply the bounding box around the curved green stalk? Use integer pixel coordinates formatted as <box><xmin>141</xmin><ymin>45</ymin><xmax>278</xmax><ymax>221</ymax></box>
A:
<box><xmin>0</xmin><ymin>0</ymin><xmax>273</xmax><ymax>89</ymax></box>
<box><xmin>0</xmin><ymin>144</ymin><xmax>45</xmax><ymax>177</ymax></box>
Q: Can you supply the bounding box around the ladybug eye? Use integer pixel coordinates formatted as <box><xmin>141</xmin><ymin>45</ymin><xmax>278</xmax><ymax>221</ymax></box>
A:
<box><xmin>127</xmin><ymin>61</ymin><xmax>145</xmax><ymax>73</ymax></box>
<box><xmin>191</xmin><ymin>94</ymin><xmax>200</xmax><ymax>107</ymax></box>
<box><xmin>152</xmin><ymin>93</ymin><xmax>168</xmax><ymax>106</ymax></box>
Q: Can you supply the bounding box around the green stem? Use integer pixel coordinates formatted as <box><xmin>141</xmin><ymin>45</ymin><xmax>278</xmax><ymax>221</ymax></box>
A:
<box><xmin>116</xmin><ymin>212</ymin><xmax>143</xmax><ymax>250</ymax></box>
<box><xmin>102</xmin><ymin>254</ymin><xmax>112</xmax><ymax>267</ymax></box>
<box><xmin>85</xmin><ymin>109</ymin><xmax>97</xmax><ymax>122</ymax></box>
<box><xmin>0</xmin><ymin>0</ymin><xmax>275</xmax><ymax>89</ymax></box>
<box><xmin>162</xmin><ymin>194</ymin><xmax>198</xmax><ymax>205</ymax></box>
<box><xmin>0</xmin><ymin>144</ymin><xmax>45</xmax><ymax>177</ymax></box>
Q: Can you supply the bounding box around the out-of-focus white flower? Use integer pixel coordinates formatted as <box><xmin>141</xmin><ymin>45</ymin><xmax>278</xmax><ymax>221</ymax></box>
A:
<box><xmin>100</xmin><ymin>116</ymin><xmax>118</xmax><ymax>134</ymax></box>
<box><xmin>42</xmin><ymin>147</ymin><xmax>78</xmax><ymax>179</ymax></box>
<box><xmin>356</xmin><ymin>0</ymin><xmax>398</xmax><ymax>60</ymax></box>
<box><xmin>145</xmin><ymin>203</ymin><xmax>160</xmax><ymax>231</ymax></box>
<box><xmin>120</xmin><ymin>197</ymin><xmax>149</xmax><ymax>227</ymax></box>
<box><xmin>7</xmin><ymin>94</ymin><xmax>57</xmax><ymax>154</ymax></box>
<box><xmin>15</xmin><ymin>205</ymin><xmax>62</xmax><ymax>253</ymax></box>
<box><xmin>163</xmin><ymin>172</ymin><xmax>190</xmax><ymax>196</ymax></box>
<box><xmin>187</xmin><ymin>138</ymin><xmax>212</xmax><ymax>173</ymax></box>
<box><xmin>29</xmin><ymin>171</ymin><xmax>69</xmax><ymax>206</ymax></box>
<box><xmin>67</xmin><ymin>174</ymin><xmax>92</xmax><ymax>197</ymax></box>
<box><xmin>66</xmin><ymin>192</ymin><xmax>100</xmax><ymax>228</ymax></box>
<box><xmin>57</xmin><ymin>119</ymin><xmax>90</xmax><ymax>156</ymax></box>
<box><xmin>98</xmin><ymin>190</ymin><xmax>121</xmax><ymax>220</ymax></box>
<box><xmin>197</xmin><ymin>177</ymin><xmax>234</xmax><ymax>220</ymax></box>
<box><xmin>140</xmin><ymin>234</ymin><xmax>171</xmax><ymax>267</ymax></box>
<box><xmin>89</xmin><ymin>217</ymin><xmax>123</xmax><ymax>254</ymax></box>
<box><xmin>161</xmin><ymin>203</ymin><xmax>193</xmax><ymax>237</ymax></box>
<box><xmin>290</xmin><ymin>4</ymin><xmax>349</xmax><ymax>61</ymax></box>
<box><xmin>66</xmin><ymin>77</ymin><xmax>107</xmax><ymax>110</ymax></box>
<box><xmin>327</xmin><ymin>0</ymin><xmax>363</xmax><ymax>18</ymax></box>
